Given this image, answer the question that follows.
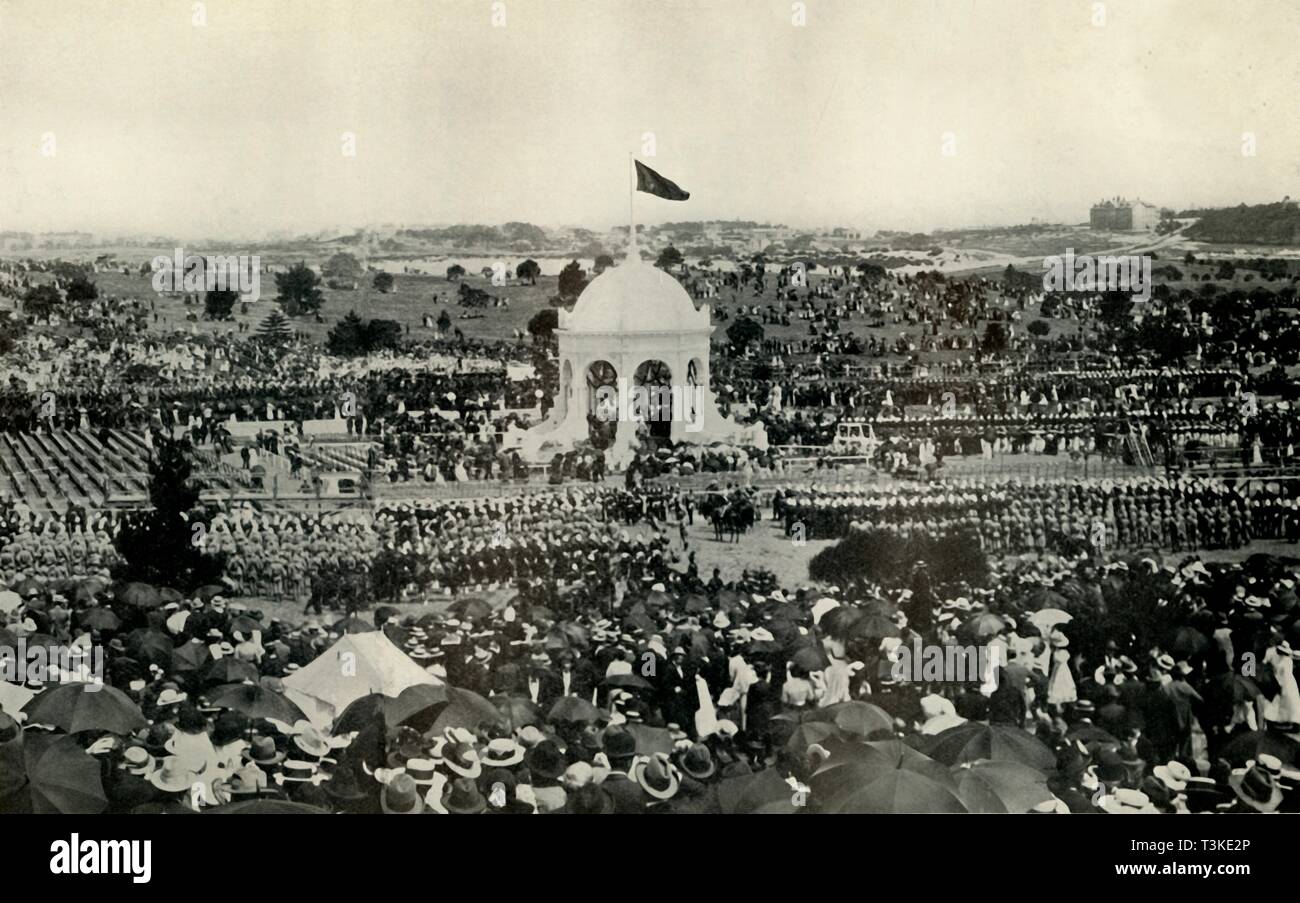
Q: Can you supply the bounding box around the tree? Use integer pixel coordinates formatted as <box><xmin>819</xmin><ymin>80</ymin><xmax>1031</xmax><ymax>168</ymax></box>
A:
<box><xmin>726</xmin><ymin>317</ymin><xmax>764</xmax><ymax>353</ymax></box>
<box><xmin>65</xmin><ymin>275</ymin><xmax>98</xmax><ymax>302</ymax></box>
<box><xmin>372</xmin><ymin>271</ymin><xmax>395</xmax><ymax>293</ymax></box>
<box><xmin>558</xmin><ymin>260</ymin><xmax>588</xmax><ymax>300</ymax></box>
<box><xmin>257</xmin><ymin>308</ymin><xmax>294</xmax><ymax>344</ymax></box>
<box><xmin>1098</xmin><ymin>290</ymin><xmax>1134</xmax><ymax>327</ymax></box>
<box><xmin>204</xmin><ymin>288</ymin><xmax>239</xmax><ymax>321</ymax></box>
<box><xmin>656</xmin><ymin>246</ymin><xmax>684</xmax><ymax>270</ymax></box>
<box><xmin>593</xmin><ymin>254</ymin><xmax>614</xmax><ymax>275</ymax></box>
<box><xmin>274</xmin><ymin>262</ymin><xmax>324</xmax><ymax>316</ymax></box>
<box><xmin>0</xmin><ymin>312</ymin><xmax>26</xmax><ymax>356</ymax></box>
<box><xmin>809</xmin><ymin>526</ymin><xmax>987</xmax><ymax>588</ymax></box>
<box><xmin>527</xmin><ymin>308</ymin><xmax>559</xmax><ymax>341</ymax></box>
<box><xmin>856</xmin><ymin>261</ymin><xmax>887</xmax><ymax>281</ymax></box>
<box><xmin>53</xmin><ymin>261</ymin><xmax>89</xmax><ymax>282</ymax></box>
<box><xmin>327</xmin><ymin>310</ymin><xmax>367</xmax><ymax>356</ymax></box>
<box><xmin>323</xmin><ymin>252</ymin><xmax>363</xmax><ymax>283</ymax></box>
<box><xmin>23</xmin><ymin>284</ymin><xmax>62</xmax><ymax>319</ymax></box>
<box><xmin>515</xmin><ymin>260</ymin><xmax>540</xmax><ymax>285</ymax></box>
<box><xmin>446</xmin><ymin>264</ymin><xmax>466</xmax><ymax>282</ymax></box>
<box><xmin>981</xmin><ymin>321</ymin><xmax>1008</xmax><ymax>354</ymax></box>
<box><xmin>363</xmin><ymin>318</ymin><xmax>402</xmax><ymax>350</ymax></box>
<box><xmin>112</xmin><ymin>437</ymin><xmax>226</xmax><ymax>591</ymax></box>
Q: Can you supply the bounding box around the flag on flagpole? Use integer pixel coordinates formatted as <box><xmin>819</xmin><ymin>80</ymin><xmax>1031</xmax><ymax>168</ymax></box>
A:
<box><xmin>634</xmin><ymin>160</ymin><xmax>690</xmax><ymax>201</ymax></box>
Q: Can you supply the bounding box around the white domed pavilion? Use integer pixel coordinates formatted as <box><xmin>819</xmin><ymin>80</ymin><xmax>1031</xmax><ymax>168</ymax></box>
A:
<box><xmin>518</xmin><ymin>260</ymin><xmax>767</xmax><ymax>468</ymax></box>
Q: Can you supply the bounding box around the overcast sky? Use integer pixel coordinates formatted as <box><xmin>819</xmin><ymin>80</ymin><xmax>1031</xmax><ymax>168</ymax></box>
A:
<box><xmin>2</xmin><ymin>0</ymin><xmax>1297</xmax><ymax>239</ymax></box>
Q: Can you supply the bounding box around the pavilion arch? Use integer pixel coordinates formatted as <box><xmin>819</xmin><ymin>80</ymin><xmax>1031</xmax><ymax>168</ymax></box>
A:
<box><xmin>585</xmin><ymin>359</ymin><xmax>619</xmax><ymax>448</ymax></box>
<box><xmin>634</xmin><ymin>359</ymin><xmax>674</xmax><ymax>440</ymax></box>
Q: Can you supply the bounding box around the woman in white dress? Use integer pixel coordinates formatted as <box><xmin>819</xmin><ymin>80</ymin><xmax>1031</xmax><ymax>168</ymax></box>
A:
<box><xmin>1046</xmin><ymin>632</ymin><xmax>1077</xmax><ymax>709</ymax></box>
<box><xmin>1263</xmin><ymin>640</ymin><xmax>1300</xmax><ymax>725</ymax></box>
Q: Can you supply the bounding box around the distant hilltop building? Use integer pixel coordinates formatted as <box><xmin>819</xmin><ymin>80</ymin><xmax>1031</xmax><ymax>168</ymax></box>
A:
<box><xmin>1090</xmin><ymin>197</ymin><xmax>1163</xmax><ymax>232</ymax></box>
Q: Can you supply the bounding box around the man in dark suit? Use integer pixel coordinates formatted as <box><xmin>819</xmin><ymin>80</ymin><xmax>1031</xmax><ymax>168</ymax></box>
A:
<box><xmin>550</xmin><ymin>652</ymin><xmax>596</xmax><ymax>705</ymax></box>
<box><xmin>598</xmin><ymin>727</ymin><xmax>648</xmax><ymax>815</ymax></box>
<box><xmin>659</xmin><ymin>647</ymin><xmax>696</xmax><ymax>736</ymax></box>
<box><xmin>521</xmin><ymin>652</ymin><xmax>560</xmax><ymax>706</ymax></box>
<box><xmin>988</xmin><ymin>668</ymin><xmax>1026</xmax><ymax>727</ymax></box>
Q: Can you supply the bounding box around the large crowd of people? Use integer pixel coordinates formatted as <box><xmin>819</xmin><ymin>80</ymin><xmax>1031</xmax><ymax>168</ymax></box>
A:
<box><xmin>5</xmin><ymin>527</ymin><xmax>1300</xmax><ymax>814</ymax></box>
<box><xmin>4</xmin><ymin>250</ymin><xmax>1300</xmax><ymax>816</ymax></box>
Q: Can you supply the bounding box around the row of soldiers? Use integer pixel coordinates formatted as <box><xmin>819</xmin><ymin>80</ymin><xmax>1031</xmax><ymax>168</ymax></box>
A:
<box><xmin>776</xmin><ymin>477</ymin><xmax>1279</xmax><ymax>554</ymax></box>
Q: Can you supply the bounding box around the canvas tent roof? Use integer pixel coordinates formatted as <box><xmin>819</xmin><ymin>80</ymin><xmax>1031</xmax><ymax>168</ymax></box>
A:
<box><xmin>282</xmin><ymin>631</ymin><xmax>441</xmax><ymax>727</ymax></box>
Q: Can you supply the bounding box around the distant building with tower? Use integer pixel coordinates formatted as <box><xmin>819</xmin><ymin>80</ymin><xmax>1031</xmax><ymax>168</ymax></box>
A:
<box><xmin>1090</xmin><ymin>197</ymin><xmax>1163</xmax><ymax>232</ymax></box>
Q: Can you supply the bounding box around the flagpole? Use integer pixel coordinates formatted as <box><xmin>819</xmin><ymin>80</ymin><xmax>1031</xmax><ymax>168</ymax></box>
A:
<box><xmin>628</xmin><ymin>152</ymin><xmax>638</xmax><ymax>263</ymax></box>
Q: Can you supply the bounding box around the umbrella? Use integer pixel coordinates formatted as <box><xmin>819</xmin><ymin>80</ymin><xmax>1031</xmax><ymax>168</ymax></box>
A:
<box><xmin>194</xmin><ymin>584</ymin><xmax>227</xmax><ymax>601</ymax></box>
<box><xmin>1066</xmin><ymin>723</ymin><xmax>1118</xmax><ymax>747</ymax></box>
<box><xmin>118</xmin><ymin>582</ymin><xmax>162</xmax><ymax>609</ymax></box>
<box><xmin>625</xmin><ymin>723</ymin><xmax>674</xmax><ymax>756</ymax></box>
<box><xmin>925</xmin><ymin>722</ymin><xmax>1055</xmax><ymax>771</ymax></box>
<box><xmin>1027</xmin><ymin>608</ymin><xmax>1072</xmax><ymax>633</ymax></box>
<box><xmin>389</xmin><ymin>684</ymin><xmax>451</xmax><ymax>731</ymax></box>
<box><xmin>14</xmin><ymin>733</ymin><xmax>107</xmax><ymax>813</ymax></box>
<box><xmin>451</xmin><ymin>597</ymin><xmax>491</xmax><ymax>621</ymax></box>
<box><xmin>963</xmin><ymin>612</ymin><xmax>1006</xmax><ymax>640</ymax></box>
<box><xmin>951</xmin><ymin>760</ymin><xmax>1053</xmax><ymax>813</ymax></box>
<box><xmin>229</xmin><ymin>615</ymin><xmax>261</xmax><ymax>635</ymax></box>
<box><xmin>494</xmin><ymin>696</ymin><xmax>541</xmax><ymax>730</ymax></box>
<box><xmin>849</xmin><ymin>613</ymin><xmax>900</xmax><ymax>640</ymax></box>
<box><xmin>715</xmin><ymin>589</ymin><xmax>746</xmax><ymax>614</ymax></box>
<box><xmin>11</xmin><ymin>576</ymin><xmax>44</xmax><ymax>597</ymax></box>
<box><xmin>159</xmin><ymin>587</ymin><xmax>185</xmax><ymax>604</ymax></box>
<box><xmin>812</xmin><ymin>738</ymin><xmax>953</xmax><ymax>788</ymax></box>
<box><xmin>603</xmin><ymin>673</ymin><xmax>653</xmax><ymax>691</ymax></box>
<box><xmin>330</xmin><ymin>616</ymin><xmax>374</xmax><ymax>634</ymax></box>
<box><xmin>545</xmin><ymin>622</ymin><xmax>588</xmax><ymax>652</ymax></box>
<box><xmin>208</xmin><ymin>800</ymin><xmax>329</xmax><ymax>814</ymax></box>
<box><xmin>201</xmin><ymin>657</ymin><xmax>259</xmax><ymax>686</ymax></box>
<box><xmin>824</xmin><ymin>767</ymin><xmax>967</xmax><ymax>814</ymax></box>
<box><xmin>23</xmin><ymin>682</ymin><xmax>147</xmax><ymax>735</ymax></box>
<box><xmin>1219</xmin><ymin>729</ymin><xmax>1300</xmax><ymax>767</ymax></box>
<box><xmin>802</xmin><ymin>701</ymin><xmax>895</xmax><ymax>739</ymax></box>
<box><xmin>1025</xmin><ymin>588</ymin><xmax>1068</xmax><ymax>609</ymax></box>
<box><xmin>208</xmin><ymin>682</ymin><xmax>306</xmax><ymax>724</ymax></box>
<box><xmin>0</xmin><ymin>590</ymin><xmax>21</xmax><ymax>614</ymax></box>
<box><xmin>784</xmin><ymin>720</ymin><xmax>842</xmax><ymax>757</ymax></box>
<box><xmin>716</xmin><ymin>768</ymin><xmax>801</xmax><ymax>814</ymax></box>
<box><xmin>558</xmin><ymin>621</ymin><xmax>589</xmax><ymax>645</ymax></box>
<box><xmin>1169</xmin><ymin>626</ymin><xmax>1210</xmax><ymax>656</ymax></box>
<box><xmin>790</xmin><ymin>645</ymin><xmax>830</xmax><ymax>672</ymax></box>
<box><xmin>430</xmin><ymin>687</ymin><xmax>499</xmax><ymax>732</ymax></box>
<box><xmin>171</xmin><ymin>642</ymin><xmax>213</xmax><ymax>676</ymax></box>
<box><xmin>683</xmin><ymin>594</ymin><xmax>711</xmax><ymax>615</ymax></box>
<box><xmin>125</xmin><ymin>629</ymin><xmax>174</xmax><ymax>668</ymax></box>
<box><xmin>621</xmin><ymin>608</ymin><xmax>656</xmax><ymax>635</ymax></box>
<box><xmin>333</xmin><ymin>685</ymin><xmax>451</xmax><ymax>734</ymax></box>
<box><xmin>548</xmin><ymin>696</ymin><xmax>603</xmax><ymax>724</ymax></box>
<box><xmin>78</xmin><ymin>607</ymin><xmax>120</xmax><ymax>632</ymax></box>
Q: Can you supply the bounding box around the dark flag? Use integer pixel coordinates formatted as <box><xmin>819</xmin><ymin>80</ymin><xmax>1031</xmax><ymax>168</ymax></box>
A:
<box><xmin>635</xmin><ymin>160</ymin><xmax>690</xmax><ymax>201</ymax></box>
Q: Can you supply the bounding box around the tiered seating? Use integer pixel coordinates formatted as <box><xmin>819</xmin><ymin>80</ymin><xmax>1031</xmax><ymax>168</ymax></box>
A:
<box><xmin>0</xmin><ymin>429</ymin><xmax>154</xmax><ymax>510</ymax></box>
<box><xmin>298</xmin><ymin>443</ymin><xmax>373</xmax><ymax>472</ymax></box>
